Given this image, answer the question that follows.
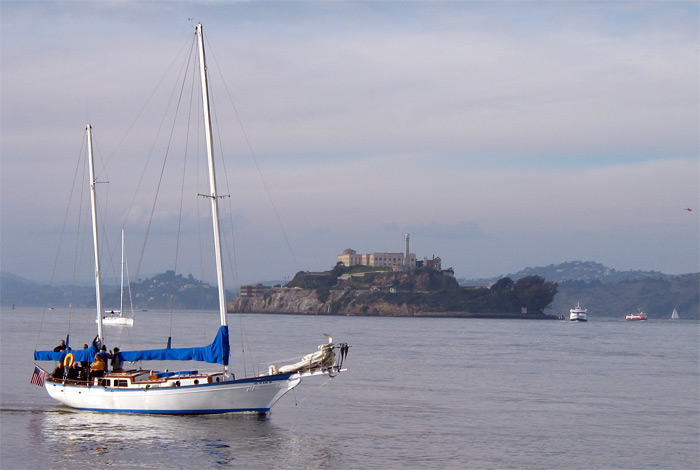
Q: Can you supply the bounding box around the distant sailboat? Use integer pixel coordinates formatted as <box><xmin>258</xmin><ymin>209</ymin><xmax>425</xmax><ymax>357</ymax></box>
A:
<box><xmin>670</xmin><ymin>308</ymin><xmax>680</xmax><ymax>320</ymax></box>
<box><xmin>101</xmin><ymin>229</ymin><xmax>134</xmax><ymax>327</ymax></box>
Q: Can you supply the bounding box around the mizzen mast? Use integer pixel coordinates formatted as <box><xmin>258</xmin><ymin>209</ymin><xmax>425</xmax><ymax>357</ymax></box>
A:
<box><xmin>87</xmin><ymin>124</ymin><xmax>104</xmax><ymax>342</ymax></box>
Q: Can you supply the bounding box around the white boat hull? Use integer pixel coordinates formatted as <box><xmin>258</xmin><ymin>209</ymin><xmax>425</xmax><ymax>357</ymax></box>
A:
<box><xmin>569</xmin><ymin>303</ymin><xmax>588</xmax><ymax>322</ymax></box>
<box><xmin>44</xmin><ymin>373</ymin><xmax>301</xmax><ymax>414</ymax></box>
<box><xmin>100</xmin><ymin>316</ymin><xmax>134</xmax><ymax>326</ymax></box>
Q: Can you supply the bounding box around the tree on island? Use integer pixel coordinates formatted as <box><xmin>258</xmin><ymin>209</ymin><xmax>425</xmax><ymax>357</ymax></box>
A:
<box><xmin>513</xmin><ymin>276</ymin><xmax>559</xmax><ymax>313</ymax></box>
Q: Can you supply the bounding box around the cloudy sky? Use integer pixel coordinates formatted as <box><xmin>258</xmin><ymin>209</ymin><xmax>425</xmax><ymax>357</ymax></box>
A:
<box><xmin>1</xmin><ymin>1</ymin><xmax>698</xmax><ymax>287</ymax></box>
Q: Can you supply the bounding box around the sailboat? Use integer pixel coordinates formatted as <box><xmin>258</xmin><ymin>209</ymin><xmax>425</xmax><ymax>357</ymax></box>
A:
<box><xmin>670</xmin><ymin>308</ymin><xmax>680</xmax><ymax>320</ymax></box>
<box><xmin>32</xmin><ymin>24</ymin><xmax>349</xmax><ymax>414</ymax></box>
<box><xmin>101</xmin><ymin>229</ymin><xmax>134</xmax><ymax>326</ymax></box>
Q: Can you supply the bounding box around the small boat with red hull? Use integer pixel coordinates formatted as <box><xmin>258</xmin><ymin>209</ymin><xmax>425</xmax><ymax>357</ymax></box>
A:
<box><xmin>625</xmin><ymin>310</ymin><xmax>647</xmax><ymax>321</ymax></box>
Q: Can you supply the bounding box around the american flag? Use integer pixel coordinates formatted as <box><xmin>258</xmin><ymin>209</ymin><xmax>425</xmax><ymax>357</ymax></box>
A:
<box><xmin>30</xmin><ymin>366</ymin><xmax>46</xmax><ymax>387</ymax></box>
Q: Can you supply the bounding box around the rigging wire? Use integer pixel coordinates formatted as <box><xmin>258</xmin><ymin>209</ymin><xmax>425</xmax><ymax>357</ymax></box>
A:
<box><xmin>35</xmin><ymin>130</ymin><xmax>87</xmax><ymax>350</ymax></box>
<box><xmin>68</xmin><ymin>146</ymin><xmax>89</xmax><ymax>334</ymax></box>
<box><xmin>207</xmin><ymin>42</ymin><xmax>305</xmax><ymax>286</ymax></box>
<box><xmin>191</xmin><ymin>43</ymin><xmax>215</xmax><ymax>344</ymax></box>
<box><xmin>134</xmin><ymin>35</ymin><xmax>197</xmax><ymax>283</ymax></box>
<box><xmin>166</xmin><ymin>35</ymin><xmax>197</xmax><ymax>338</ymax></box>
<box><xmin>206</xmin><ymin>35</ymin><xmax>337</xmax><ymax>375</ymax></box>
<box><xmin>206</xmin><ymin>68</ymin><xmax>251</xmax><ymax>376</ymax></box>
<box><xmin>103</xmin><ymin>35</ymin><xmax>194</xmax><ymax>171</ymax></box>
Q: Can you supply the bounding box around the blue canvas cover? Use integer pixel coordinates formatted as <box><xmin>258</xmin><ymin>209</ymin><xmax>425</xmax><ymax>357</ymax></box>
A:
<box><xmin>34</xmin><ymin>337</ymin><xmax>100</xmax><ymax>363</ymax></box>
<box><xmin>35</xmin><ymin>326</ymin><xmax>230</xmax><ymax>366</ymax></box>
<box><xmin>120</xmin><ymin>326</ymin><xmax>230</xmax><ymax>365</ymax></box>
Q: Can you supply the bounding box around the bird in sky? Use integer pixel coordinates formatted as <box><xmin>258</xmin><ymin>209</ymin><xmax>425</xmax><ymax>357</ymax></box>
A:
<box><xmin>684</xmin><ymin>208</ymin><xmax>692</xmax><ymax>211</ymax></box>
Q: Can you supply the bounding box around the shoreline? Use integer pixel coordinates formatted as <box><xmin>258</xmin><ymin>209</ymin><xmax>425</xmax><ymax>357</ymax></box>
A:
<box><xmin>228</xmin><ymin>309</ymin><xmax>559</xmax><ymax>320</ymax></box>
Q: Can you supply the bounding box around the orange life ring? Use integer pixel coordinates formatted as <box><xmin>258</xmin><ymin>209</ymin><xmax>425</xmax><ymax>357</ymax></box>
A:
<box><xmin>63</xmin><ymin>353</ymin><xmax>75</xmax><ymax>368</ymax></box>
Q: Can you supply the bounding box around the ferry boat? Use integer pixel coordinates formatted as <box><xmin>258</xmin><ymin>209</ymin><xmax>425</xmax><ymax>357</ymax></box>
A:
<box><xmin>569</xmin><ymin>303</ymin><xmax>588</xmax><ymax>322</ymax></box>
<box><xmin>625</xmin><ymin>310</ymin><xmax>647</xmax><ymax>321</ymax></box>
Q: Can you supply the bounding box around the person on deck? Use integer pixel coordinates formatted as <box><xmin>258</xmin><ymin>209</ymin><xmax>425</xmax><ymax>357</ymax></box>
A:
<box><xmin>66</xmin><ymin>362</ymin><xmax>82</xmax><ymax>381</ymax></box>
<box><xmin>79</xmin><ymin>344</ymin><xmax>91</xmax><ymax>376</ymax></box>
<box><xmin>79</xmin><ymin>344</ymin><xmax>90</xmax><ymax>367</ymax></box>
<box><xmin>110</xmin><ymin>347</ymin><xmax>123</xmax><ymax>371</ymax></box>
<box><xmin>53</xmin><ymin>340</ymin><xmax>66</xmax><ymax>352</ymax></box>
<box><xmin>98</xmin><ymin>346</ymin><xmax>111</xmax><ymax>373</ymax></box>
<box><xmin>51</xmin><ymin>363</ymin><xmax>65</xmax><ymax>378</ymax></box>
<box><xmin>90</xmin><ymin>355</ymin><xmax>106</xmax><ymax>379</ymax></box>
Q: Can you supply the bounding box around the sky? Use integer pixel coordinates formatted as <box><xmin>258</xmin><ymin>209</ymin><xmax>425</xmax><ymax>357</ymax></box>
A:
<box><xmin>1</xmin><ymin>1</ymin><xmax>699</xmax><ymax>288</ymax></box>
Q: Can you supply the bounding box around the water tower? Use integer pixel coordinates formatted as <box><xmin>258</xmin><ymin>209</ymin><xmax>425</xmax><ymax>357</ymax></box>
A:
<box><xmin>404</xmin><ymin>233</ymin><xmax>410</xmax><ymax>269</ymax></box>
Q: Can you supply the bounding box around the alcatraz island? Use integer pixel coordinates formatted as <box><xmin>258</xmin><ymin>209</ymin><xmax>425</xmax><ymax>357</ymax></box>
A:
<box><xmin>228</xmin><ymin>234</ymin><xmax>558</xmax><ymax>319</ymax></box>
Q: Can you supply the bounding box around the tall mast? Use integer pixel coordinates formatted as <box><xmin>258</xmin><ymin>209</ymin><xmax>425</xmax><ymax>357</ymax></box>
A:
<box><xmin>87</xmin><ymin>124</ymin><xmax>104</xmax><ymax>342</ymax></box>
<box><xmin>119</xmin><ymin>229</ymin><xmax>125</xmax><ymax>317</ymax></box>
<box><xmin>196</xmin><ymin>23</ymin><xmax>228</xmax><ymax>329</ymax></box>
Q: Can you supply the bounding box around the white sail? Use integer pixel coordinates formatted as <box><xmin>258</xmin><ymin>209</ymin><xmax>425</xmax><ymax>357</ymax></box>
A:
<box><xmin>102</xmin><ymin>229</ymin><xmax>134</xmax><ymax>326</ymax></box>
<box><xmin>671</xmin><ymin>308</ymin><xmax>679</xmax><ymax>320</ymax></box>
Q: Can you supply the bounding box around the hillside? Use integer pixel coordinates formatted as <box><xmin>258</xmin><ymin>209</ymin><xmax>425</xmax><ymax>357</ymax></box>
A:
<box><xmin>461</xmin><ymin>260</ymin><xmax>677</xmax><ymax>285</ymax></box>
<box><xmin>551</xmin><ymin>273</ymin><xmax>699</xmax><ymax>319</ymax></box>
<box><xmin>0</xmin><ymin>270</ymin><xmax>236</xmax><ymax>310</ymax></box>
<box><xmin>0</xmin><ymin>272</ymin><xmax>99</xmax><ymax>308</ymax></box>
<box><xmin>458</xmin><ymin>261</ymin><xmax>698</xmax><ymax>319</ymax></box>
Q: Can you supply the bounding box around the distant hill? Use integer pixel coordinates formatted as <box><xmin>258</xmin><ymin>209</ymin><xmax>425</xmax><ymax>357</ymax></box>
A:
<box><xmin>459</xmin><ymin>262</ymin><xmax>698</xmax><ymax>319</ymax></box>
<box><xmin>100</xmin><ymin>270</ymin><xmax>226</xmax><ymax>310</ymax></box>
<box><xmin>551</xmin><ymin>273</ymin><xmax>699</xmax><ymax>320</ymax></box>
<box><xmin>459</xmin><ymin>261</ymin><xmax>675</xmax><ymax>285</ymax></box>
<box><xmin>0</xmin><ymin>272</ymin><xmax>99</xmax><ymax>307</ymax></box>
<box><xmin>0</xmin><ymin>270</ymin><xmax>235</xmax><ymax>310</ymax></box>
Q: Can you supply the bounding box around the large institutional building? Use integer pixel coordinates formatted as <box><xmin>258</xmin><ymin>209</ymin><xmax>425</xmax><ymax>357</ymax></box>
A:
<box><xmin>337</xmin><ymin>248</ymin><xmax>417</xmax><ymax>269</ymax></box>
<box><xmin>337</xmin><ymin>234</ymin><xmax>442</xmax><ymax>271</ymax></box>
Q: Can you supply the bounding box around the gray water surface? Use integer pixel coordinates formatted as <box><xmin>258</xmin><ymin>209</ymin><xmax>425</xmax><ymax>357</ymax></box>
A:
<box><xmin>2</xmin><ymin>308</ymin><xmax>698</xmax><ymax>469</ymax></box>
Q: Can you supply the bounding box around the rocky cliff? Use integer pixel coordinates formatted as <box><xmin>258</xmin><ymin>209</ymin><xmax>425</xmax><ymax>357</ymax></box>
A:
<box><xmin>228</xmin><ymin>268</ymin><xmax>559</xmax><ymax>318</ymax></box>
<box><xmin>228</xmin><ymin>288</ymin><xmax>423</xmax><ymax>316</ymax></box>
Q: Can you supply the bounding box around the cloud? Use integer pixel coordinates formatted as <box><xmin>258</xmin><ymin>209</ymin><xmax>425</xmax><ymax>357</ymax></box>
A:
<box><xmin>1</xmin><ymin>2</ymin><xmax>698</xmax><ymax>284</ymax></box>
<box><xmin>380</xmin><ymin>221</ymin><xmax>485</xmax><ymax>241</ymax></box>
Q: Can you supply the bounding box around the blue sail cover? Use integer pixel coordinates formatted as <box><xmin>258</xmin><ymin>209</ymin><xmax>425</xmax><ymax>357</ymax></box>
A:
<box><xmin>34</xmin><ymin>338</ymin><xmax>100</xmax><ymax>363</ymax></box>
<box><xmin>34</xmin><ymin>326</ymin><xmax>230</xmax><ymax>366</ymax></box>
<box><xmin>120</xmin><ymin>326</ymin><xmax>230</xmax><ymax>365</ymax></box>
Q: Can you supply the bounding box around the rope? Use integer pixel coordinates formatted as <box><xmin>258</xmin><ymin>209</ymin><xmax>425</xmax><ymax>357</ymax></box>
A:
<box><xmin>133</xmin><ymin>35</ymin><xmax>197</xmax><ymax>282</ymax></box>
<box><xmin>208</xmin><ymin>42</ymin><xmax>304</xmax><ymax>280</ymax></box>
<box><xmin>35</xmin><ymin>130</ymin><xmax>87</xmax><ymax>350</ymax></box>
<box><xmin>293</xmin><ymin>375</ymin><xmax>337</xmax><ymax>408</ymax></box>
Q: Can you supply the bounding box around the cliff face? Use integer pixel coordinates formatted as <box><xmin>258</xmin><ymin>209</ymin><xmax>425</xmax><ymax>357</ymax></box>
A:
<box><xmin>228</xmin><ymin>288</ymin><xmax>423</xmax><ymax>316</ymax></box>
<box><xmin>229</xmin><ymin>289</ymin><xmax>323</xmax><ymax>314</ymax></box>
<box><xmin>228</xmin><ymin>269</ymin><xmax>559</xmax><ymax>318</ymax></box>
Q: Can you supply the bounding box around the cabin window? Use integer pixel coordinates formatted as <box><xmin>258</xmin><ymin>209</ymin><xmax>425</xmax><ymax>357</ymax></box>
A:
<box><xmin>114</xmin><ymin>379</ymin><xmax>128</xmax><ymax>387</ymax></box>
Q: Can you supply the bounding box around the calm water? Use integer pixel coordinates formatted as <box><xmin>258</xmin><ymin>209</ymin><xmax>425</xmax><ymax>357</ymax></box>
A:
<box><xmin>1</xmin><ymin>307</ymin><xmax>698</xmax><ymax>469</ymax></box>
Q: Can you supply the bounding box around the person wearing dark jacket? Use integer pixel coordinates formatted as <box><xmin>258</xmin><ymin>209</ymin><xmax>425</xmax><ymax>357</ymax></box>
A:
<box><xmin>111</xmin><ymin>347</ymin><xmax>123</xmax><ymax>371</ymax></box>
<box><xmin>66</xmin><ymin>362</ymin><xmax>82</xmax><ymax>381</ymax></box>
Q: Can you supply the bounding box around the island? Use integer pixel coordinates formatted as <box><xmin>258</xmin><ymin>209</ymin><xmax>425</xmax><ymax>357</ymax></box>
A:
<box><xmin>228</xmin><ymin>264</ymin><xmax>559</xmax><ymax>319</ymax></box>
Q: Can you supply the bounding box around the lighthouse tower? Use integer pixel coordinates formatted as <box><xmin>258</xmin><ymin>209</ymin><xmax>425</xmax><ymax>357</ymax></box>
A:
<box><xmin>404</xmin><ymin>233</ymin><xmax>410</xmax><ymax>270</ymax></box>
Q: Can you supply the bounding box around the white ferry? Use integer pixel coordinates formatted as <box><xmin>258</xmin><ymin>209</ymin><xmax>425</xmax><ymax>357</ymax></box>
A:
<box><xmin>569</xmin><ymin>303</ymin><xmax>588</xmax><ymax>322</ymax></box>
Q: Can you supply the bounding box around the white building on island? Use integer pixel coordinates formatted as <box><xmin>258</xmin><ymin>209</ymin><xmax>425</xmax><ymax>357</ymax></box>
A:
<box><xmin>337</xmin><ymin>234</ymin><xmax>417</xmax><ymax>270</ymax></box>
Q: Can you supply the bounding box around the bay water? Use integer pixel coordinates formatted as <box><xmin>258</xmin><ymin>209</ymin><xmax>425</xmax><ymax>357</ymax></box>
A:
<box><xmin>1</xmin><ymin>307</ymin><xmax>698</xmax><ymax>469</ymax></box>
